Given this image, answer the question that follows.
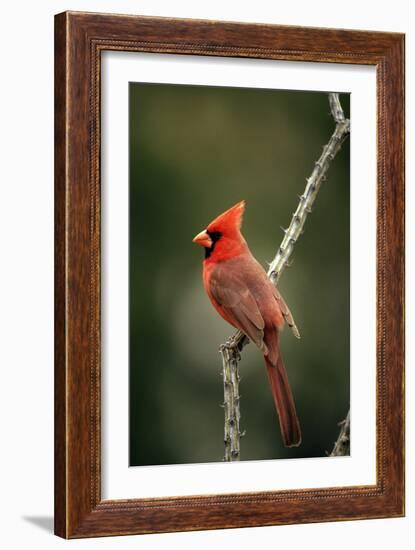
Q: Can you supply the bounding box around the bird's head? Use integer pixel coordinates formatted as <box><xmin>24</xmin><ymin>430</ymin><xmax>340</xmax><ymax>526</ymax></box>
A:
<box><xmin>192</xmin><ymin>200</ymin><xmax>246</xmax><ymax>260</ymax></box>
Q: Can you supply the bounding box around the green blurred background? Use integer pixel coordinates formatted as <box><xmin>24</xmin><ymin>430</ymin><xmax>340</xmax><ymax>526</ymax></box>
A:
<box><xmin>129</xmin><ymin>82</ymin><xmax>350</xmax><ymax>466</ymax></box>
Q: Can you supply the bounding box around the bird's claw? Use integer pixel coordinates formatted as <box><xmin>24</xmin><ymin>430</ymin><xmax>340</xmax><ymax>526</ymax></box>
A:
<box><xmin>226</xmin><ymin>335</ymin><xmax>237</xmax><ymax>347</ymax></box>
<box><xmin>220</xmin><ymin>335</ymin><xmax>242</xmax><ymax>361</ymax></box>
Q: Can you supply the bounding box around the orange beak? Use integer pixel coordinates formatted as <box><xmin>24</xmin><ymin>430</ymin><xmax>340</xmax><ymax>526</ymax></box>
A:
<box><xmin>192</xmin><ymin>229</ymin><xmax>212</xmax><ymax>248</ymax></box>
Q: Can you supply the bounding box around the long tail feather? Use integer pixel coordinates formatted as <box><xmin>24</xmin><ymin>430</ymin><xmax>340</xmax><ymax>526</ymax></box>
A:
<box><xmin>264</xmin><ymin>329</ymin><xmax>301</xmax><ymax>447</ymax></box>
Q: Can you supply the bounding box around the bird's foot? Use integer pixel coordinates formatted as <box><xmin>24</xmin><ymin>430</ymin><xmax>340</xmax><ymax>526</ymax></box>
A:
<box><xmin>220</xmin><ymin>333</ymin><xmax>244</xmax><ymax>361</ymax></box>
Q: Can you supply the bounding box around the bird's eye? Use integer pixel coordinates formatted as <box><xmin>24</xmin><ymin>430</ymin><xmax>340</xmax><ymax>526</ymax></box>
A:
<box><xmin>207</xmin><ymin>231</ymin><xmax>222</xmax><ymax>243</ymax></box>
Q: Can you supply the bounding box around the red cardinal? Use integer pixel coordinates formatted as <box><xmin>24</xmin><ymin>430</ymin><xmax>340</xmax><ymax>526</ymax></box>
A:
<box><xmin>193</xmin><ymin>200</ymin><xmax>301</xmax><ymax>447</ymax></box>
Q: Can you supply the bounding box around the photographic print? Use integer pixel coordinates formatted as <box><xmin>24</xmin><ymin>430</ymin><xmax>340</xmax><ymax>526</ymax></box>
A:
<box><xmin>55</xmin><ymin>12</ymin><xmax>404</xmax><ymax>537</ymax></box>
<box><xmin>129</xmin><ymin>83</ymin><xmax>350</xmax><ymax>467</ymax></box>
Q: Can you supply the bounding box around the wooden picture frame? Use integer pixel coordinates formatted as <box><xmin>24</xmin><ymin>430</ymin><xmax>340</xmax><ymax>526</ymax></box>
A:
<box><xmin>54</xmin><ymin>11</ymin><xmax>405</xmax><ymax>538</ymax></box>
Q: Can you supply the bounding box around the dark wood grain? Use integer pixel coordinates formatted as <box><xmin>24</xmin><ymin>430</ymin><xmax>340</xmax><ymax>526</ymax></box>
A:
<box><xmin>54</xmin><ymin>11</ymin><xmax>405</xmax><ymax>539</ymax></box>
<box><xmin>54</xmin><ymin>11</ymin><xmax>67</xmax><ymax>538</ymax></box>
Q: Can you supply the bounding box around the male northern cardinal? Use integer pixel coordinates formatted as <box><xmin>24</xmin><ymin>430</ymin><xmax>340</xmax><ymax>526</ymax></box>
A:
<box><xmin>193</xmin><ymin>200</ymin><xmax>301</xmax><ymax>447</ymax></box>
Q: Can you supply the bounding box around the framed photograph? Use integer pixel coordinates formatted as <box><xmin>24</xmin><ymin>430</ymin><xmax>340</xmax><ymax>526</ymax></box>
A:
<box><xmin>54</xmin><ymin>11</ymin><xmax>405</xmax><ymax>538</ymax></box>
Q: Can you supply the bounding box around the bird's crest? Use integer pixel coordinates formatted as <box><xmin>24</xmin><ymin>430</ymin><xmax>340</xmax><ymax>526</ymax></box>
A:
<box><xmin>207</xmin><ymin>200</ymin><xmax>246</xmax><ymax>234</ymax></box>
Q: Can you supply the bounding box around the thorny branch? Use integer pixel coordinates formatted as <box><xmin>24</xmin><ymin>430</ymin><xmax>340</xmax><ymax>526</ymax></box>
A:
<box><xmin>330</xmin><ymin>411</ymin><xmax>350</xmax><ymax>456</ymax></box>
<box><xmin>220</xmin><ymin>93</ymin><xmax>351</xmax><ymax>462</ymax></box>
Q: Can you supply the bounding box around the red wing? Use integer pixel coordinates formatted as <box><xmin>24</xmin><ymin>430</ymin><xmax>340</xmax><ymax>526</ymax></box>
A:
<box><xmin>273</xmin><ymin>287</ymin><xmax>300</xmax><ymax>339</ymax></box>
<box><xmin>209</xmin><ymin>267</ymin><xmax>267</xmax><ymax>353</ymax></box>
